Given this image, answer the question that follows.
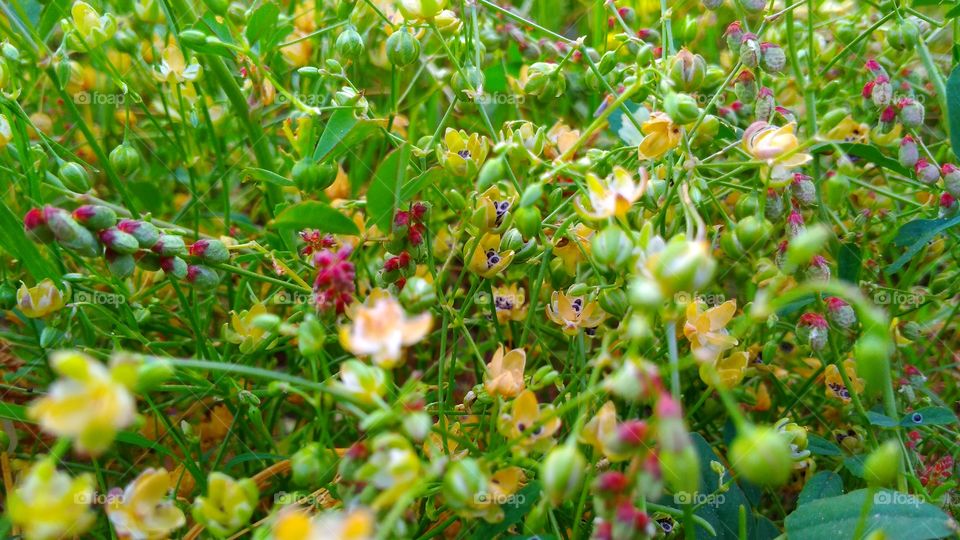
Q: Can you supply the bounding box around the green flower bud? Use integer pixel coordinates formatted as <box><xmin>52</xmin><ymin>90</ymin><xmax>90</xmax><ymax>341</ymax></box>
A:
<box><xmin>663</xmin><ymin>93</ymin><xmax>700</xmax><ymax>125</ymax></box>
<box><xmin>59</xmin><ymin>161</ymin><xmax>90</xmax><ymax>192</ymax></box>
<box><xmin>192</xmin><ymin>472</ymin><xmax>259</xmax><ymax>538</ymax></box>
<box><xmin>135</xmin><ymin>357</ymin><xmax>175</xmax><ymax>392</ymax></box>
<box><xmin>160</xmin><ymin>256</ymin><xmax>188</xmax><ymax>279</ymax></box>
<box><xmin>402</xmin><ymin>411</ymin><xmax>432</xmax><ymax>441</ymax></box>
<box><xmin>44</xmin><ymin>206</ymin><xmax>99</xmax><ymax>257</ymax></box>
<box><xmin>729</xmin><ymin>426</ymin><xmax>793</xmax><ymax>486</ymax></box>
<box><xmin>734</xmin><ymin>216</ymin><xmax>771</xmax><ymax>249</ymax></box>
<box><xmin>291</xmin><ymin>442</ymin><xmax>338</xmax><ymax>487</ymax></box>
<box><xmin>855</xmin><ymin>330</ymin><xmax>891</xmax><ymax>393</ymax></box>
<box><xmin>540</xmin><ymin>445</ymin><xmax>586</xmax><ymax>506</ymax></box>
<box><xmin>188</xmin><ymin>239</ymin><xmax>230</xmax><ymax>264</ymax></box>
<box><xmin>398</xmin><ymin>276</ymin><xmax>436</xmax><ymax>311</ymax></box>
<box><xmin>152</xmin><ymin>235</ymin><xmax>187</xmax><ymax>257</ymax></box>
<box><xmin>636</xmin><ymin>44</ymin><xmax>655</xmax><ymax>66</ymax></box>
<box><xmin>514</xmin><ymin>206</ymin><xmax>542</xmax><ymax>239</ymax></box>
<box><xmin>452</xmin><ymin>64</ymin><xmax>484</xmax><ymax>97</ymax></box>
<box><xmin>598</xmin><ymin>51</ymin><xmax>618</xmax><ymax>75</ymax></box>
<box><xmin>99</xmin><ymin>227</ymin><xmax>140</xmax><ymax>255</ymax></box>
<box><xmin>386</xmin><ymin>30</ymin><xmax>421</xmax><ymax>67</ymax></box>
<box><xmin>443</xmin><ymin>458</ymin><xmax>488</xmax><ymax>510</ymax></box>
<box><xmin>825</xmin><ymin>174</ymin><xmax>851</xmax><ymax>207</ymax></box>
<box><xmin>72</xmin><ymin>205</ymin><xmax>117</xmax><ymax>231</ymax></box>
<box><xmin>298</xmin><ymin>314</ymin><xmax>325</xmax><ymax>357</ymax></box>
<box><xmin>628</xmin><ymin>276</ymin><xmax>664</xmax><ymax>309</ymax></box>
<box><xmin>652</xmin><ymin>237</ymin><xmax>715</xmax><ymax>295</ymax></box>
<box><xmin>179</xmin><ymin>29</ymin><xmax>208</xmax><ymax>48</ymax></box>
<box><xmin>599</xmin><ymin>288</ymin><xmax>629</xmax><ymax>318</ymax></box>
<box><xmin>500</xmin><ymin>228</ymin><xmax>524</xmax><ymax>253</ymax></box>
<box><xmin>523</xmin><ymin>62</ymin><xmax>564</xmax><ymax>98</ymax></box>
<box><xmin>863</xmin><ymin>440</ymin><xmax>902</xmax><ymax>487</ymax></box>
<box><xmin>118</xmin><ymin>219</ymin><xmax>161</xmax><ymax>248</ymax></box>
<box><xmin>668</xmin><ymin>49</ymin><xmax>706</xmax><ymax>92</ymax></box>
<box><xmin>186</xmin><ymin>265</ymin><xmax>221</xmax><ymax>291</ymax></box>
<box><xmin>520</xmin><ymin>183</ymin><xmax>544</xmax><ymax>207</ymax></box>
<box><xmin>784</xmin><ymin>224</ymin><xmax>830</xmax><ymax>270</ymax></box>
<box><xmin>592</xmin><ymin>225</ymin><xmax>633</xmax><ymax>270</ymax></box>
<box><xmin>109</xmin><ymin>143</ymin><xmax>141</xmax><ymax>176</ymax></box>
<box><xmin>336</xmin><ymin>26</ymin><xmax>365</xmax><ymax>60</ymax></box>
<box><xmin>477</xmin><ymin>155</ymin><xmax>506</xmax><ymax>191</ymax></box>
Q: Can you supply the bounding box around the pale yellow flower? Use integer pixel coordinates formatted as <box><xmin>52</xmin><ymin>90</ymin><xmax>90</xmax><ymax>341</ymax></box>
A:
<box><xmin>398</xmin><ymin>0</ymin><xmax>448</xmax><ymax>20</ymax></box>
<box><xmin>337</xmin><ymin>359</ymin><xmax>388</xmax><ymax>406</ymax></box>
<box><xmin>484</xmin><ymin>345</ymin><xmax>526</xmax><ymax>399</ymax></box>
<box><xmin>545</xmin><ymin>291</ymin><xmax>605</xmax><ymax>336</ymax></box>
<box><xmin>580</xmin><ymin>401</ymin><xmax>631</xmax><ymax>462</ymax></box>
<box><xmin>439</xmin><ymin>128</ymin><xmax>489</xmax><ymax>177</ymax></box>
<box><xmin>825</xmin><ymin>360</ymin><xmax>864</xmax><ymax>402</ymax></box>
<box><xmin>492</xmin><ymin>283</ymin><xmax>527</xmax><ymax>323</ymax></box>
<box><xmin>575</xmin><ymin>166</ymin><xmax>643</xmax><ymax>220</ymax></box>
<box><xmin>272</xmin><ymin>507</ymin><xmax>374</xmax><ymax>540</ymax></box>
<box><xmin>356</xmin><ymin>433</ymin><xmax>421</xmax><ymax>508</ymax></box>
<box><xmin>107</xmin><ymin>468</ymin><xmax>186</xmax><ymax>539</ymax></box>
<box><xmin>552</xmin><ymin>223</ymin><xmax>594</xmax><ymax>275</ymax></box>
<box><xmin>28</xmin><ymin>351</ymin><xmax>137</xmax><ymax>455</ymax></box>
<box><xmin>153</xmin><ymin>45</ymin><xmax>202</xmax><ymax>84</ymax></box>
<box><xmin>498</xmin><ymin>390</ymin><xmax>561</xmax><ymax>453</ymax></box>
<box><xmin>339</xmin><ymin>289</ymin><xmax>431</xmax><ymax>368</ymax></box>
<box><xmin>699</xmin><ymin>350</ymin><xmax>749</xmax><ymax>389</ymax></box>
<box><xmin>637</xmin><ymin>112</ymin><xmax>681</xmax><ymax>160</ymax></box>
<box><xmin>742</xmin><ymin>121</ymin><xmax>812</xmax><ymax>171</ymax></box>
<box><xmin>683</xmin><ymin>300</ymin><xmax>738</xmax><ymax>364</ymax></box>
<box><xmin>224</xmin><ymin>302</ymin><xmax>274</xmax><ymax>354</ymax></box>
<box><xmin>8</xmin><ymin>458</ymin><xmax>96</xmax><ymax>540</ymax></box>
<box><xmin>825</xmin><ymin>116</ymin><xmax>869</xmax><ymax>144</ymax></box>
<box><xmin>473</xmin><ymin>186</ymin><xmax>516</xmax><ymax>233</ymax></box>
<box><xmin>467</xmin><ymin>233</ymin><xmax>515</xmax><ymax>278</ymax></box>
<box><xmin>17</xmin><ymin>279</ymin><xmax>66</xmax><ymax>319</ymax></box>
<box><xmin>70</xmin><ymin>1</ymin><xmax>117</xmax><ymax>49</ymax></box>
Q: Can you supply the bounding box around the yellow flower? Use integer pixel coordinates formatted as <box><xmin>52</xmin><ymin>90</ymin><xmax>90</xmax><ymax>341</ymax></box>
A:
<box><xmin>825</xmin><ymin>116</ymin><xmax>869</xmax><ymax>144</ymax></box>
<box><xmin>17</xmin><ymin>279</ymin><xmax>66</xmax><ymax>319</ymax></box>
<box><xmin>698</xmin><ymin>350</ymin><xmax>749</xmax><ymax>389</ymax></box>
<box><xmin>0</xmin><ymin>114</ymin><xmax>12</xmax><ymax>148</ymax></box>
<box><xmin>484</xmin><ymin>345</ymin><xmax>526</xmax><ymax>399</ymax></box>
<box><xmin>281</xmin><ymin>30</ymin><xmax>313</xmax><ymax>67</ymax></box>
<box><xmin>28</xmin><ymin>351</ymin><xmax>137</xmax><ymax>455</ymax></box>
<box><xmin>492</xmin><ymin>283</ymin><xmax>527</xmax><ymax>323</ymax></box>
<box><xmin>545</xmin><ymin>121</ymin><xmax>580</xmax><ymax>160</ymax></box>
<box><xmin>337</xmin><ymin>359</ymin><xmax>388</xmax><ymax>406</ymax></box>
<box><xmin>356</xmin><ymin>433</ymin><xmax>421</xmax><ymax>508</ymax></box>
<box><xmin>70</xmin><ymin>1</ymin><xmax>117</xmax><ymax>49</ymax></box>
<box><xmin>191</xmin><ymin>472</ymin><xmax>259</xmax><ymax>538</ymax></box>
<box><xmin>575</xmin><ymin>166</ymin><xmax>644</xmax><ymax>220</ymax></box>
<box><xmin>106</xmin><ymin>468</ymin><xmax>186</xmax><ymax>539</ymax></box>
<box><xmin>552</xmin><ymin>223</ymin><xmax>594</xmax><ymax>275</ymax></box>
<box><xmin>339</xmin><ymin>289</ymin><xmax>432</xmax><ymax>368</ymax></box>
<box><xmin>824</xmin><ymin>360</ymin><xmax>864</xmax><ymax>402</ymax></box>
<box><xmin>545</xmin><ymin>291</ymin><xmax>605</xmax><ymax>336</ymax></box>
<box><xmin>580</xmin><ymin>401</ymin><xmax>631</xmax><ymax>462</ymax></box>
<box><xmin>8</xmin><ymin>458</ymin><xmax>96</xmax><ymax>540</ymax></box>
<box><xmin>398</xmin><ymin>0</ymin><xmax>448</xmax><ymax>20</ymax></box>
<box><xmin>153</xmin><ymin>45</ymin><xmax>202</xmax><ymax>84</ymax></box>
<box><xmin>424</xmin><ymin>420</ymin><xmax>469</xmax><ymax>459</ymax></box>
<box><xmin>499</xmin><ymin>390</ymin><xmax>561</xmax><ymax>453</ymax></box>
<box><xmin>683</xmin><ymin>300</ymin><xmax>738</xmax><ymax>364</ymax></box>
<box><xmin>742</xmin><ymin>121</ymin><xmax>812</xmax><ymax>176</ymax></box>
<box><xmin>472</xmin><ymin>467</ymin><xmax>525</xmax><ymax>522</ymax></box>
<box><xmin>272</xmin><ymin>507</ymin><xmax>374</xmax><ymax>540</ymax></box>
<box><xmin>467</xmin><ymin>233</ymin><xmax>515</xmax><ymax>278</ymax></box>
<box><xmin>439</xmin><ymin>128</ymin><xmax>489</xmax><ymax>177</ymax></box>
<box><xmin>637</xmin><ymin>112</ymin><xmax>681</xmax><ymax>160</ymax></box>
<box><xmin>224</xmin><ymin>302</ymin><xmax>274</xmax><ymax>354</ymax></box>
<box><xmin>473</xmin><ymin>186</ymin><xmax>516</xmax><ymax>233</ymax></box>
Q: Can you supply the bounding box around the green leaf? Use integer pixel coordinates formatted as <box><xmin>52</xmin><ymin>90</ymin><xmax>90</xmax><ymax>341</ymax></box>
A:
<box><xmin>0</xmin><ymin>197</ymin><xmax>59</xmax><ymax>282</ymax></box>
<box><xmin>313</xmin><ymin>109</ymin><xmax>360</xmax><ymax>162</ymax></box>
<box><xmin>899</xmin><ymin>406</ymin><xmax>958</xmax><ymax>427</ymax></box>
<box><xmin>367</xmin><ymin>146</ymin><xmax>412</xmax><ymax>232</ymax></box>
<box><xmin>837</xmin><ymin>241</ymin><xmax>861</xmax><ymax>283</ymax></box>
<box><xmin>270</xmin><ymin>201</ymin><xmax>359</xmax><ymax>235</ymax></box>
<box><xmin>843</xmin><ymin>455</ymin><xmax>866</xmax><ymax>478</ymax></box>
<box><xmin>886</xmin><ymin>214</ymin><xmax>960</xmax><ymax>274</ymax></box>
<box><xmin>245</xmin><ymin>2</ymin><xmax>280</xmax><ymax>47</ymax></box>
<box><xmin>807</xmin><ymin>434</ymin><xmax>843</xmax><ymax>456</ymax></box>
<box><xmin>785</xmin><ymin>489</ymin><xmax>954</xmax><ymax>540</ymax></box>
<box><xmin>810</xmin><ymin>142</ymin><xmax>910</xmax><ymax>176</ymax></box>
<box><xmin>867</xmin><ymin>411</ymin><xmax>898</xmax><ymax>428</ymax></box>
<box><xmin>38</xmin><ymin>0</ymin><xmax>70</xmax><ymax>39</ymax></box>
<box><xmin>947</xmin><ymin>65</ymin><xmax>960</xmax><ymax>156</ymax></box>
<box><xmin>470</xmin><ymin>482</ymin><xmax>541</xmax><ymax>539</ymax></box>
<box><xmin>242</xmin><ymin>167</ymin><xmax>295</xmax><ymax>187</ymax></box>
<box><xmin>798</xmin><ymin>471</ymin><xmax>844</xmax><ymax>505</ymax></box>
<box><xmin>399</xmin><ymin>166</ymin><xmax>442</xmax><ymax>203</ymax></box>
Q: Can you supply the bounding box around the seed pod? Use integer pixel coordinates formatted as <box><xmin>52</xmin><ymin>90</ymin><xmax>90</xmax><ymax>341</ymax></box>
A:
<box><xmin>739</xmin><ymin>34</ymin><xmax>761</xmax><ymax>69</ymax></box>
<box><xmin>760</xmin><ymin>42</ymin><xmax>786</xmax><ymax>73</ymax></box>
<box><xmin>386</xmin><ymin>30</ymin><xmax>421</xmax><ymax>67</ymax></box>
<box><xmin>189</xmin><ymin>239</ymin><xmax>230</xmax><ymax>264</ymax></box>
<box><xmin>898</xmin><ymin>98</ymin><xmax>924</xmax><ymax>128</ymax></box>
<box><xmin>159</xmin><ymin>256</ymin><xmax>188</xmax><ymax>279</ymax></box>
<box><xmin>118</xmin><ymin>219</ymin><xmax>161</xmax><ymax>248</ymax></box>
<box><xmin>23</xmin><ymin>208</ymin><xmax>54</xmax><ymax>243</ymax></box>
<box><xmin>914</xmin><ymin>158</ymin><xmax>940</xmax><ymax>185</ymax></box>
<box><xmin>898</xmin><ymin>135</ymin><xmax>919</xmax><ymax>168</ymax></box>
<box><xmin>59</xmin><ymin>161</ymin><xmax>90</xmax><ymax>191</ymax></box>
<box><xmin>514</xmin><ymin>206</ymin><xmax>542</xmax><ymax>239</ymax></box>
<box><xmin>663</xmin><ymin>92</ymin><xmax>699</xmax><ymax>125</ymax></box>
<box><xmin>942</xmin><ymin>164</ymin><xmax>960</xmax><ymax>197</ymax></box>
<box><xmin>729</xmin><ymin>426</ymin><xmax>793</xmax><ymax>486</ymax></box>
<box><xmin>863</xmin><ymin>440</ymin><xmax>902</xmax><ymax>488</ymax></box>
<box><xmin>109</xmin><ymin>143</ymin><xmax>141</xmax><ymax>176</ymax></box>
<box><xmin>99</xmin><ymin>227</ymin><xmax>140</xmax><ymax>255</ymax></box>
<box><xmin>540</xmin><ymin>445</ymin><xmax>586</xmax><ymax>506</ymax></box>
<box><xmin>106</xmin><ymin>250</ymin><xmax>136</xmax><ymax>279</ymax></box>
<box><xmin>667</xmin><ymin>49</ymin><xmax>706</xmax><ymax>92</ymax></box>
<box><xmin>72</xmin><ymin>205</ymin><xmax>117</xmax><ymax>230</ymax></box>
<box><xmin>186</xmin><ymin>265</ymin><xmax>221</xmax><ymax>291</ymax></box>
<box><xmin>335</xmin><ymin>26</ymin><xmax>365</xmax><ymax>60</ymax></box>
<box><xmin>151</xmin><ymin>235</ymin><xmax>186</xmax><ymax>257</ymax></box>
<box><xmin>43</xmin><ymin>206</ymin><xmax>99</xmax><ymax>257</ymax></box>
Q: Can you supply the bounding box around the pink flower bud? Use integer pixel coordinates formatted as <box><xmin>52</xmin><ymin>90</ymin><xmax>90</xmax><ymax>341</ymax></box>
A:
<box><xmin>23</xmin><ymin>208</ymin><xmax>53</xmax><ymax>243</ymax></box>
<box><xmin>72</xmin><ymin>205</ymin><xmax>116</xmax><ymax>230</ymax></box>
<box><xmin>899</xmin><ymin>135</ymin><xmax>919</xmax><ymax>168</ymax></box>
<box><xmin>941</xmin><ymin>163</ymin><xmax>960</xmax><ymax>197</ymax></box>
<box><xmin>797</xmin><ymin>312</ymin><xmax>829</xmax><ymax>350</ymax></box>
<box><xmin>914</xmin><ymin>158</ymin><xmax>940</xmax><ymax>185</ymax></box>
<box><xmin>826</xmin><ymin>296</ymin><xmax>857</xmax><ymax>329</ymax></box>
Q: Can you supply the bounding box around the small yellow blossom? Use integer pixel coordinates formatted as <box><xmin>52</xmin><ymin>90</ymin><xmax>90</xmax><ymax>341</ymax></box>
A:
<box><xmin>580</xmin><ymin>401</ymin><xmax>631</xmax><ymax>462</ymax></box>
<box><xmin>683</xmin><ymin>300</ymin><xmax>738</xmax><ymax>364</ymax></box>
<box><xmin>825</xmin><ymin>116</ymin><xmax>869</xmax><ymax>144</ymax></box>
<box><xmin>28</xmin><ymin>351</ymin><xmax>137</xmax><ymax>455</ymax></box>
<box><xmin>498</xmin><ymin>390</ymin><xmax>561</xmax><ymax>453</ymax></box>
<box><xmin>17</xmin><ymin>279</ymin><xmax>67</xmax><ymax>319</ymax></box>
<box><xmin>153</xmin><ymin>45</ymin><xmax>202</xmax><ymax>84</ymax></box>
<box><xmin>824</xmin><ymin>360</ymin><xmax>864</xmax><ymax>402</ymax></box>
<box><xmin>552</xmin><ymin>223</ymin><xmax>595</xmax><ymax>275</ymax></box>
<box><xmin>545</xmin><ymin>291</ymin><xmax>605</xmax><ymax>336</ymax></box>
<box><xmin>337</xmin><ymin>359</ymin><xmax>388</xmax><ymax>406</ymax></box>
<box><xmin>398</xmin><ymin>0</ymin><xmax>448</xmax><ymax>20</ymax></box>
<box><xmin>467</xmin><ymin>233</ymin><xmax>515</xmax><ymax>278</ymax></box>
<box><xmin>69</xmin><ymin>1</ymin><xmax>117</xmax><ymax>49</ymax></box>
<box><xmin>107</xmin><ymin>468</ymin><xmax>186</xmax><ymax>539</ymax></box>
<box><xmin>471</xmin><ymin>467</ymin><xmax>526</xmax><ymax>522</ymax></box>
<box><xmin>492</xmin><ymin>283</ymin><xmax>527</xmax><ymax>323</ymax></box>
<box><xmin>699</xmin><ymin>350</ymin><xmax>749</xmax><ymax>389</ymax></box>
<box><xmin>637</xmin><ymin>112</ymin><xmax>681</xmax><ymax>160</ymax></box>
<box><xmin>545</xmin><ymin>121</ymin><xmax>580</xmax><ymax>159</ymax></box>
<box><xmin>272</xmin><ymin>507</ymin><xmax>374</xmax><ymax>540</ymax></box>
<box><xmin>224</xmin><ymin>302</ymin><xmax>274</xmax><ymax>354</ymax></box>
<box><xmin>8</xmin><ymin>458</ymin><xmax>96</xmax><ymax>540</ymax></box>
<box><xmin>484</xmin><ymin>345</ymin><xmax>526</xmax><ymax>399</ymax></box>
<box><xmin>575</xmin><ymin>166</ymin><xmax>644</xmax><ymax>220</ymax></box>
<box><xmin>743</xmin><ymin>121</ymin><xmax>812</xmax><ymax>182</ymax></box>
<box><xmin>0</xmin><ymin>114</ymin><xmax>12</xmax><ymax>148</ymax></box>
<box><xmin>473</xmin><ymin>186</ymin><xmax>516</xmax><ymax>233</ymax></box>
<box><xmin>439</xmin><ymin>128</ymin><xmax>489</xmax><ymax>177</ymax></box>
<box><xmin>339</xmin><ymin>289</ymin><xmax>432</xmax><ymax>368</ymax></box>
<box><xmin>191</xmin><ymin>472</ymin><xmax>259</xmax><ymax>538</ymax></box>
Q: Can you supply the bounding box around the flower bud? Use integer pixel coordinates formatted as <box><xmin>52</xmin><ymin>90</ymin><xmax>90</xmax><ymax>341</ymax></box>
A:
<box><xmin>540</xmin><ymin>445</ymin><xmax>586</xmax><ymax>506</ymax></box>
<box><xmin>784</xmin><ymin>224</ymin><xmax>830</xmax><ymax>270</ymax></box>
<box><xmin>652</xmin><ymin>237</ymin><xmax>715</xmax><ymax>295</ymax></box>
<box><xmin>192</xmin><ymin>473</ymin><xmax>258</xmax><ymax>538</ymax></box>
<box><xmin>663</xmin><ymin>92</ymin><xmax>699</xmax><ymax>125</ymax></box>
<box><xmin>806</xmin><ymin>254</ymin><xmax>831</xmax><ymax>282</ymax></box>
<box><xmin>790</xmin><ymin>173</ymin><xmax>816</xmax><ymax>206</ymax></box>
<box><xmin>179</xmin><ymin>29</ymin><xmax>208</xmax><ymax>47</ymax></box>
<box><xmin>914</xmin><ymin>158</ymin><xmax>939</xmax><ymax>185</ymax></box>
<box><xmin>335</xmin><ymin>26</ymin><xmax>364</xmax><ymax>60</ymax></box>
<box><xmin>898</xmin><ymin>98</ymin><xmax>924</xmax><ymax>128</ymax></box>
<box><xmin>854</xmin><ymin>329</ymin><xmax>891</xmax><ymax>392</ymax></box>
<box><xmin>592</xmin><ymin>225</ymin><xmax>633</xmax><ymax>270</ymax></box>
<box><xmin>118</xmin><ymin>219</ymin><xmax>161</xmax><ymax>248</ymax></box>
<box><xmin>724</xmin><ymin>22</ymin><xmax>744</xmax><ymax>52</ymax></box>
<box><xmin>825</xmin><ymin>173</ymin><xmax>851</xmax><ymax>207</ymax></box>
<box><xmin>898</xmin><ymin>135</ymin><xmax>919</xmax><ymax>168</ymax></box>
<box><xmin>764</xmin><ymin>189</ymin><xmax>785</xmax><ymax>220</ymax></box>
<box><xmin>402</xmin><ymin>411</ymin><xmax>432</xmax><ymax>441</ymax></box>
<box><xmin>72</xmin><ymin>205</ymin><xmax>116</xmax><ymax>230</ymax></box>
<box><xmin>23</xmin><ymin>208</ymin><xmax>54</xmax><ymax>243</ymax></box>
<box><xmin>109</xmin><ymin>143</ymin><xmax>141</xmax><ymax>176</ymax></box>
<box><xmin>298</xmin><ymin>314</ymin><xmax>325</xmax><ymax>357</ymax></box>
<box><xmin>524</xmin><ymin>62</ymin><xmax>564</xmax><ymax>97</ymax></box>
<box><xmin>290</xmin><ymin>443</ymin><xmax>337</xmax><ymax>487</ymax></box>
<box><xmin>863</xmin><ymin>439</ymin><xmax>902</xmax><ymax>487</ymax></box>
<box><xmin>737</xmin><ymin>0</ymin><xmax>767</xmax><ymax>13</ymax></box>
<box><xmin>941</xmin><ymin>163</ymin><xmax>960</xmax><ymax>198</ymax></box>
<box><xmin>59</xmin><ymin>161</ymin><xmax>90</xmax><ymax>191</ymax></box>
<box><xmin>386</xmin><ymin>30</ymin><xmax>421</xmax><ymax>67</ymax></box>
<box><xmin>186</xmin><ymin>265</ymin><xmax>221</xmax><ymax>291</ymax></box>
<box><xmin>599</xmin><ymin>288</ymin><xmax>629</xmax><ymax>318</ymax></box>
<box><xmin>760</xmin><ymin>42</ymin><xmax>786</xmax><ymax>73</ymax></box>
<box><xmin>98</xmin><ymin>227</ymin><xmax>139</xmax><ymax>255</ymax></box>
<box><xmin>443</xmin><ymin>458</ymin><xmax>488</xmax><ymax>510</ymax></box>
<box><xmin>667</xmin><ymin>49</ymin><xmax>706</xmax><ymax>92</ymax></box>
<box><xmin>754</xmin><ymin>87</ymin><xmax>775</xmax><ymax>121</ymax></box>
<box><xmin>189</xmin><ymin>239</ymin><xmax>230</xmax><ymax>264</ymax></box>
<box><xmin>729</xmin><ymin>425</ymin><xmax>792</xmax><ymax>486</ymax></box>
<box><xmin>826</xmin><ymin>297</ymin><xmax>857</xmax><ymax>329</ymax></box>
<box><xmin>399</xmin><ymin>276</ymin><xmax>436</xmax><ymax>311</ymax></box>
<box><xmin>513</xmin><ymin>206</ymin><xmax>542</xmax><ymax>239</ymax></box>
<box><xmin>151</xmin><ymin>235</ymin><xmax>186</xmax><ymax>257</ymax></box>
<box><xmin>872</xmin><ymin>77</ymin><xmax>893</xmax><ymax>107</ymax></box>
<box><xmin>159</xmin><ymin>256</ymin><xmax>188</xmax><ymax>279</ymax></box>
<box><xmin>739</xmin><ymin>34</ymin><xmax>761</xmax><ymax>68</ymax></box>
<box><xmin>796</xmin><ymin>312</ymin><xmax>829</xmax><ymax>351</ymax></box>
<box><xmin>734</xmin><ymin>215</ymin><xmax>771</xmax><ymax>249</ymax></box>
<box><xmin>134</xmin><ymin>357</ymin><xmax>175</xmax><ymax>392</ymax></box>
<box><xmin>43</xmin><ymin>206</ymin><xmax>99</xmax><ymax>257</ymax></box>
